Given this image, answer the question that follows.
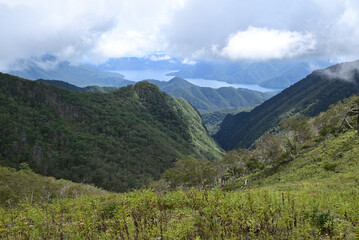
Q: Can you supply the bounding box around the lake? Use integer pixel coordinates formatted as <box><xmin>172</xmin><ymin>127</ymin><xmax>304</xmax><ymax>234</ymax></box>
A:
<box><xmin>114</xmin><ymin>70</ymin><xmax>278</xmax><ymax>92</ymax></box>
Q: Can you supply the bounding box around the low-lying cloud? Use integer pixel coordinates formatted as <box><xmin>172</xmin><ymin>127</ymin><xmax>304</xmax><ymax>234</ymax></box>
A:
<box><xmin>218</xmin><ymin>27</ymin><xmax>316</xmax><ymax>60</ymax></box>
<box><xmin>320</xmin><ymin>60</ymin><xmax>359</xmax><ymax>83</ymax></box>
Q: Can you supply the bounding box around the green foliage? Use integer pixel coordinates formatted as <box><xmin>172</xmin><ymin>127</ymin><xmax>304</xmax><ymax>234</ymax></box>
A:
<box><xmin>323</xmin><ymin>161</ymin><xmax>338</xmax><ymax>172</ymax></box>
<box><xmin>1</xmin><ymin>188</ymin><xmax>358</xmax><ymax>239</ymax></box>
<box><xmin>201</xmin><ymin>106</ymin><xmax>254</xmax><ymax>135</ymax></box>
<box><xmin>162</xmin><ymin>156</ymin><xmax>217</xmax><ymax>189</ymax></box>
<box><xmin>0</xmin><ymin>166</ymin><xmax>106</xmax><ymax>208</ymax></box>
<box><xmin>149</xmin><ymin>77</ymin><xmax>275</xmax><ymax>113</ymax></box>
<box><xmin>215</xmin><ymin>62</ymin><xmax>359</xmax><ymax>150</ymax></box>
<box><xmin>1</xmin><ymin>93</ymin><xmax>359</xmax><ymax>239</ymax></box>
<box><xmin>0</xmin><ymin>73</ymin><xmax>222</xmax><ymax>192</ymax></box>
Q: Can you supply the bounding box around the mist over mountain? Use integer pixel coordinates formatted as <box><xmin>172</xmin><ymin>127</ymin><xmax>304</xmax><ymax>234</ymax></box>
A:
<box><xmin>8</xmin><ymin>56</ymin><xmax>133</xmax><ymax>87</ymax></box>
<box><xmin>215</xmin><ymin>60</ymin><xmax>359</xmax><ymax>150</ymax></box>
<box><xmin>168</xmin><ymin>59</ymin><xmax>331</xmax><ymax>89</ymax></box>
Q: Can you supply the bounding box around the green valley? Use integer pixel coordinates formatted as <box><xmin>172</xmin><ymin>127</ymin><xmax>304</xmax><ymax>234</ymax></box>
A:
<box><xmin>1</xmin><ymin>96</ymin><xmax>359</xmax><ymax>239</ymax></box>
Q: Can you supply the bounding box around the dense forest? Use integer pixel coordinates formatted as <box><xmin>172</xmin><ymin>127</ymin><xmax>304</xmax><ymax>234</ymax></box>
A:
<box><xmin>1</xmin><ymin>95</ymin><xmax>359</xmax><ymax>239</ymax></box>
<box><xmin>215</xmin><ymin>61</ymin><xmax>359</xmax><ymax>149</ymax></box>
<box><xmin>0</xmin><ymin>73</ymin><xmax>223</xmax><ymax>192</ymax></box>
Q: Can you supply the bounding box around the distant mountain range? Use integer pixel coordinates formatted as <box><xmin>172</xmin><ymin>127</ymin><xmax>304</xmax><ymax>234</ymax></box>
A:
<box><xmin>215</xmin><ymin>60</ymin><xmax>359</xmax><ymax>150</ymax></box>
<box><xmin>168</xmin><ymin>59</ymin><xmax>331</xmax><ymax>89</ymax></box>
<box><xmin>8</xmin><ymin>55</ymin><xmax>132</xmax><ymax>87</ymax></box>
<box><xmin>148</xmin><ymin>77</ymin><xmax>277</xmax><ymax>112</ymax></box>
<box><xmin>7</xmin><ymin>55</ymin><xmax>332</xmax><ymax>90</ymax></box>
<box><xmin>36</xmin><ymin>77</ymin><xmax>277</xmax><ymax>113</ymax></box>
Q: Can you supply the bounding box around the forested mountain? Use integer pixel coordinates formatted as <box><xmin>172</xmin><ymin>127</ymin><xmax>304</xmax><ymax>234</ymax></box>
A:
<box><xmin>148</xmin><ymin>77</ymin><xmax>276</xmax><ymax>112</ymax></box>
<box><xmin>2</xmin><ymin>95</ymin><xmax>359</xmax><ymax>239</ymax></box>
<box><xmin>215</xmin><ymin>60</ymin><xmax>359</xmax><ymax>150</ymax></box>
<box><xmin>0</xmin><ymin>73</ymin><xmax>223</xmax><ymax>192</ymax></box>
<box><xmin>35</xmin><ymin>77</ymin><xmax>276</xmax><ymax>113</ymax></box>
<box><xmin>36</xmin><ymin>79</ymin><xmax>118</xmax><ymax>93</ymax></box>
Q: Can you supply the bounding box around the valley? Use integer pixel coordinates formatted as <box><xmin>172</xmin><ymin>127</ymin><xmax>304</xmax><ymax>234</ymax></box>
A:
<box><xmin>1</xmin><ymin>58</ymin><xmax>359</xmax><ymax>238</ymax></box>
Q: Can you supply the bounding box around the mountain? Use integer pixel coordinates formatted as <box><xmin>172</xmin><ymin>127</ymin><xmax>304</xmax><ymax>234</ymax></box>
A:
<box><xmin>8</xmin><ymin>55</ymin><xmax>134</xmax><ymax>87</ymax></box>
<box><xmin>2</xmin><ymin>95</ymin><xmax>359</xmax><ymax>239</ymax></box>
<box><xmin>215</xmin><ymin>60</ymin><xmax>359</xmax><ymax>150</ymax></box>
<box><xmin>36</xmin><ymin>79</ymin><xmax>118</xmax><ymax>93</ymax></box>
<box><xmin>35</xmin><ymin>77</ymin><xmax>277</xmax><ymax>113</ymax></box>
<box><xmin>168</xmin><ymin>59</ymin><xmax>331</xmax><ymax>89</ymax></box>
<box><xmin>148</xmin><ymin>77</ymin><xmax>277</xmax><ymax>113</ymax></box>
<box><xmin>0</xmin><ymin>73</ymin><xmax>223</xmax><ymax>192</ymax></box>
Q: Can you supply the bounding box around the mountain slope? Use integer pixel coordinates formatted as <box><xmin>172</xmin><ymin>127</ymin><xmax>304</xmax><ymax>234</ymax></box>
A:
<box><xmin>0</xmin><ymin>165</ymin><xmax>107</xmax><ymax>207</ymax></box>
<box><xmin>36</xmin><ymin>79</ymin><xmax>118</xmax><ymax>93</ymax></box>
<box><xmin>37</xmin><ymin>77</ymin><xmax>276</xmax><ymax>113</ymax></box>
<box><xmin>0</xmin><ymin>73</ymin><xmax>223</xmax><ymax>192</ymax></box>
<box><xmin>149</xmin><ymin>77</ymin><xmax>276</xmax><ymax>112</ymax></box>
<box><xmin>215</xmin><ymin>60</ymin><xmax>359</xmax><ymax>150</ymax></box>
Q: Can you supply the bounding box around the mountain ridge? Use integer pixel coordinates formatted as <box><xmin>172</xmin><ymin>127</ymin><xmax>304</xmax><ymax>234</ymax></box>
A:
<box><xmin>0</xmin><ymin>72</ymin><xmax>223</xmax><ymax>192</ymax></box>
<box><xmin>215</xmin><ymin>60</ymin><xmax>359</xmax><ymax>150</ymax></box>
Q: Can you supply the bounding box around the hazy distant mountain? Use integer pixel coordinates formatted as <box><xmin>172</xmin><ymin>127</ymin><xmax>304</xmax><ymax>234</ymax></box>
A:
<box><xmin>215</xmin><ymin>60</ymin><xmax>359</xmax><ymax>150</ymax></box>
<box><xmin>148</xmin><ymin>77</ymin><xmax>277</xmax><ymax>113</ymax></box>
<box><xmin>168</xmin><ymin>59</ymin><xmax>331</xmax><ymax>89</ymax></box>
<box><xmin>8</xmin><ymin>55</ymin><xmax>133</xmax><ymax>87</ymax></box>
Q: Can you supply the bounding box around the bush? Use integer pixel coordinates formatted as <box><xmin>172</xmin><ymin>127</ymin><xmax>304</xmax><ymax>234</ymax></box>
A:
<box><xmin>323</xmin><ymin>161</ymin><xmax>338</xmax><ymax>172</ymax></box>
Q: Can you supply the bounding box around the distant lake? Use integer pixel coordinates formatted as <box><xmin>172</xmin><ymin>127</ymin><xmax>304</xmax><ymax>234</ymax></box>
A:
<box><xmin>114</xmin><ymin>70</ymin><xmax>278</xmax><ymax>92</ymax></box>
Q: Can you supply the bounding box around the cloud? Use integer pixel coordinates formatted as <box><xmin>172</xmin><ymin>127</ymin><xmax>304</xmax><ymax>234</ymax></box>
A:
<box><xmin>0</xmin><ymin>0</ymin><xmax>186</xmax><ymax>70</ymax></box>
<box><xmin>219</xmin><ymin>27</ymin><xmax>316</xmax><ymax>60</ymax></box>
<box><xmin>181</xmin><ymin>58</ymin><xmax>197</xmax><ymax>65</ymax></box>
<box><xmin>149</xmin><ymin>54</ymin><xmax>172</xmax><ymax>61</ymax></box>
<box><xmin>320</xmin><ymin>60</ymin><xmax>359</xmax><ymax>83</ymax></box>
<box><xmin>163</xmin><ymin>0</ymin><xmax>359</xmax><ymax>61</ymax></box>
<box><xmin>1</xmin><ymin>0</ymin><xmax>359</xmax><ymax>70</ymax></box>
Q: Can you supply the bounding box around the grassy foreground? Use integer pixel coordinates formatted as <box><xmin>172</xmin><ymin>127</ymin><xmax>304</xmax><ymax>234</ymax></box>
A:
<box><xmin>1</xmin><ymin>184</ymin><xmax>358</xmax><ymax>239</ymax></box>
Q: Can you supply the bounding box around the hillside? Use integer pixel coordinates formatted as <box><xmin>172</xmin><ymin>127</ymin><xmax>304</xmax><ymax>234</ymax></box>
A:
<box><xmin>215</xmin><ymin>60</ymin><xmax>359</xmax><ymax>150</ymax></box>
<box><xmin>35</xmin><ymin>77</ymin><xmax>276</xmax><ymax>113</ymax></box>
<box><xmin>0</xmin><ymin>73</ymin><xmax>223</xmax><ymax>192</ymax></box>
<box><xmin>36</xmin><ymin>79</ymin><xmax>118</xmax><ymax>93</ymax></box>
<box><xmin>0</xmin><ymin>165</ymin><xmax>107</xmax><ymax>208</ymax></box>
<box><xmin>2</xmin><ymin>126</ymin><xmax>358</xmax><ymax>239</ymax></box>
<box><xmin>149</xmin><ymin>77</ymin><xmax>276</xmax><ymax>113</ymax></box>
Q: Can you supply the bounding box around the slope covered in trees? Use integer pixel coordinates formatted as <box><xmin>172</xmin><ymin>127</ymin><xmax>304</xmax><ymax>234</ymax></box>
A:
<box><xmin>0</xmin><ymin>73</ymin><xmax>223</xmax><ymax>192</ymax></box>
<box><xmin>215</xmin><ymin>60</ymin><xmax>359</xmax><ymax>150</ymax></box>
<box><xmin>149</xmin><ymin>77</ymin><xmax>276</xmax><ymax>113</ymax></box>
<box><xmin>1</xmin><ymin>96</ymin><xmax>359</xmax><ymax>239</ymax></box>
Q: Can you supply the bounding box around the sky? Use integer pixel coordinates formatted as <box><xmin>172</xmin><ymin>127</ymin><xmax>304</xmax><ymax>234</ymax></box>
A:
<box><xmin>1</xmin><ymin>0</ymin><xmax>359</xmax><ymax>70</ymax></box>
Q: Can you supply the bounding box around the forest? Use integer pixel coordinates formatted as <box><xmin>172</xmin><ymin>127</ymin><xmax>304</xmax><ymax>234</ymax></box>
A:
<box><xmin>1</xmin><ymin>93</ymin><xmax>359</xmax><ymax>239</ymax></box>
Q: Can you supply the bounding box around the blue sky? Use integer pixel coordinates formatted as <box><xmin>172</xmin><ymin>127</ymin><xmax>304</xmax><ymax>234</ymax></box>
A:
<box><xmin>0</xmin><ymin>0</ymin><xmax>359</xmax><ymax>70</ymax></box>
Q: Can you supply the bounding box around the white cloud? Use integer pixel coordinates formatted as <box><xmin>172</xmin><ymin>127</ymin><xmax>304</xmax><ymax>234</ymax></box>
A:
<box><xmin>1</xmin><ymin>0</ymin><xmax>359</xmax><ymax>69</ymax></box>
<box><xmin>219</xmin><ymin>27</ymin><xmax>316</xmax><ymax>60</ymax></box>
<box><xmin>0</xmin><ymin>0</ymin><xmax>186</xmax><ymax>70</ymax></box>
<box><xmin>181</xmin><ymin>58</ymin><xmax>197</xmax><ymax>65</ymax></box>
<box><xmin>149</xmin><ymin>54</ymin><xmax>172</xmax><ymax>61</ymax></box>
